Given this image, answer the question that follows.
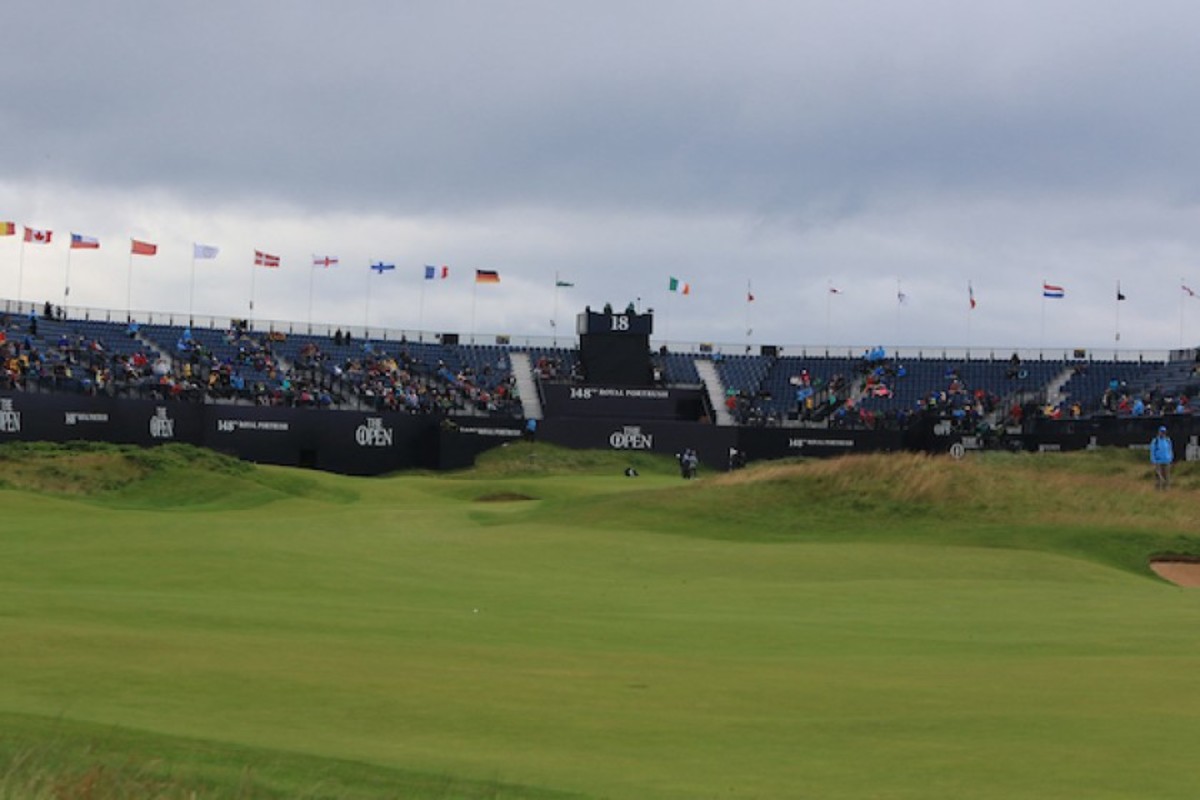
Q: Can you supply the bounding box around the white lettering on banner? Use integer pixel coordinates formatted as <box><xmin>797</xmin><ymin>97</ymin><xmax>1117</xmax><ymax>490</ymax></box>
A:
<box><xmin>65</xmin><ymin>412</ymin><xmax>109</xmax><ymax>425</ymax></box>
<box><xmin>0</xmin><ymin>398</ymin><xmax>20</xmax><ymax>433</ymax></box>
<box><xmin>355</xmin><ymin>417</ymin><xmax>394</xmax><ymax>447</ymax></box>
<box><xmin>609</xmin><ymin>425</ymin><xmax>654</xmax><ymax>450</ymax></box>
<box><xmin>788</xmin><ymin>438</ymin><xmax>855</xmax><ymax>450</ymax></box>
<box><xmin>570</xmin><ymin>387</ymin><xmax>670</xmax><ymax>401</ymax></box>
<box><xmin>216</xmin><ymin>419</ymin><xmax>290</xmax><ymax>433</ymax></box>
<box><xmin>457</xmin><ymin>427</ymin><xmax>522</xmax><ymax>437</ymax></box>
<box><xmin>149</xmin><ymin>407</ymin><xmax>175</xmax><ymax>439</ymax></box>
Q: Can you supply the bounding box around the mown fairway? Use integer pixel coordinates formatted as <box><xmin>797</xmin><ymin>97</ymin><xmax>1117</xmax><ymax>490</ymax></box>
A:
<box><xmin>2</xmin><ymin>443</ymin><xmax>1200</xmax><ymax>799</ymax></box>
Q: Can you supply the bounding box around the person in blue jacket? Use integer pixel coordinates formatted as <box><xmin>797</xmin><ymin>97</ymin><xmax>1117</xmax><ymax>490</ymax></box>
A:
<box><xmin>1150</xmin><ymin>426</ymin><xmax>1174</xmax><ymax>491</ymax></box>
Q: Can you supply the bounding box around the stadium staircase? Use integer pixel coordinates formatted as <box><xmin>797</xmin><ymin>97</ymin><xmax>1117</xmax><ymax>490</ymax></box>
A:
<box><xmin>1043</xmin><ymin>366</ymin><xmax>1076</xmax><ymax>408</ymax></box>
<box><xmin>694</xmin><ymin>359</ymin><xmax>736</xmax><ymax>426</ymax></box>
<box><xmin>510</xmin><ymin>352</ymin><xmax>543</xmax><ymax>419</ymax></box>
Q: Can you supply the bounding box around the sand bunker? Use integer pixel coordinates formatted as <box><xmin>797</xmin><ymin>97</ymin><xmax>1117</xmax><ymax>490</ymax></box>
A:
<box><xmin>1150</xmin><ymin>561</ymin><xmax>1200</xmax><ymax>587</ymax></box>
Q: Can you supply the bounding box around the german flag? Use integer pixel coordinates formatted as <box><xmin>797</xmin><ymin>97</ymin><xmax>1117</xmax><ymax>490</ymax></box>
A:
<box><xmin>475</xmin><ymin>269</ymin><xmax>500</xmax><ymax>283</ymax></box>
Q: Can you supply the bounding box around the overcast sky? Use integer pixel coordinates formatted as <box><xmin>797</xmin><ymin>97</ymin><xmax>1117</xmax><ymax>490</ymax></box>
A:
<box><xmin>5</xmin><ymin>1</ymin><xmax>1200</xmax><ymax>354</ymax></box>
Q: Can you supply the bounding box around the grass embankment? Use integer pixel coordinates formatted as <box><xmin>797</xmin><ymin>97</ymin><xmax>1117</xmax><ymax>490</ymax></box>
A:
<box><xmin>2</xmin><ymin>443</ymin><xmax>1200</xmax><ymax>799</ymax></box>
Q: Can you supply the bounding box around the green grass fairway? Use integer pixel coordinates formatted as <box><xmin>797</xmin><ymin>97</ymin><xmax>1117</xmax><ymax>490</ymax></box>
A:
<box><xmin>3</xmin><ymin>442</ymin><xmax>1200</xmax><ymax>798</ymax></box>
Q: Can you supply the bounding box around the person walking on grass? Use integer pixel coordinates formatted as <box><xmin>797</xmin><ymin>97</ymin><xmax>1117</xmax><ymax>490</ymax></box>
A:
<box><xmin>1151</xmin><ymin>425</ymin><xmax>1174</xmax><ymax>491</ymax></box>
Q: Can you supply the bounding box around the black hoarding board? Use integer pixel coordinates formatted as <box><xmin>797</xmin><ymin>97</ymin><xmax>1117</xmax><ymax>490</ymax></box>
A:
<box><xmin>542</xmin><ymin>384</ymin><xmax>703</xmax><ymax>421</ymax></box>
<box><xmin>736</xmin><ymin>426</ymin><xmax>904</xmax><ymax>462</ymax></box>
<box><xmin>539</xmin><ymin>417</ymin><xmax>737</xmax><ymax>471</ymax></box>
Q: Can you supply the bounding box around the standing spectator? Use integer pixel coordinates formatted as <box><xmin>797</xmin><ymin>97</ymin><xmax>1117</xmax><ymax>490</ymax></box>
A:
<box><xmin>1150</xmin><ymin>426</ymin><xmax>1174</xmax><ymax>491</ymax></box>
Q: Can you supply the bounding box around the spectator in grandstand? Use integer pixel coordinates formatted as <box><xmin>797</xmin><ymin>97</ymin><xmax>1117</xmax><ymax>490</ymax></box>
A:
<box><xmin>1151</xmin><ymin>426</ymin><xmax>1174</xmax><ymax>491</ymax></box>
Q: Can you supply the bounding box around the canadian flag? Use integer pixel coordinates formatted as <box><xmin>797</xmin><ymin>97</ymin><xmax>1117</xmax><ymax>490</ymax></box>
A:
<box><xmin>24</xmin><ymin>227</ymin><xmax>52</xmax><ymax>244</ymax></box>
<box><xmin>255</xmin><ymin>250</ymin><xmax>281</xmax><ymax>268</ymax></box>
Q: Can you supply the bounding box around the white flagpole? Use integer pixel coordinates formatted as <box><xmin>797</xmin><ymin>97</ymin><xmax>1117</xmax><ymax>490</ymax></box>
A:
<box><xmin>1114</xmin><ymin>280</ymin><xmax>1121</xmax><ymax>345</ymax></box>
<box><xmin>553</xmin><ymin>271</ymin><xmax>561</xmax><ymax>346</ymax></box>
<box><xmin>470</xmin><ymin>275</ymin><xmax>478</xmax><ymax>344</ymax></box>
<box><xmin>1181</xmin><ymin>278</ymin><xmax>1186</xmax><ymax>349</ymax></box>
<box><xmin>364</xmin><ymin>265</ymin><xmax>372</xmax><ymax>337</ymax></box>
<box><xmin>126</xmin><ymin>242</ymin><xmax>134</xmax><ymax>321</ymax></box>
<box><xmin>189</xmin><ymin>248</ymin><xmax>198</xmax><ymax>325</ymax></box>
<box><xmin>63</xmin><ymin>246</ymin><xmax>72</xmax><ymax>306</ymax></box>
<box><xmin>1040</xmin><ymin>279</ymin><xmax>1047</xmax><ymax>354</ymax></box>
<box><xmin>17</xmin><ymin>234</ymin><xmax>26</xmax><ymax>307</ymax></box>
<box><xmin>966</xmin><ymin>280</ymin><xmax>972</xmax><ymax>355</ymax></box>
<box><xmin>307</xmin><ymin>255</ymin><xmax>316</xmax><ymax>333</ymax></box>
<box><xmin>825</xmin><ymin>280</ymin><xmax>833</xmax><ymax>353</ymax></box>
<box><xmin>745</xmin><ymin>279</ymin><xmax>753</xmax><ymax>347</ymax></box>
<box><xmin>249</xmin><ymin>254</ymin><xmax>257</xmax><ymax>326</ymax></box>
<box><xmin>418</xmin><ymin>269</ymin><xmax>427</xmax><ymax>340</ymax></box>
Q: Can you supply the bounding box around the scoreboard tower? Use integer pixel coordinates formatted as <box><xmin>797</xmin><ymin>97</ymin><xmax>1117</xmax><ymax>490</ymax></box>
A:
<box><xmin>576</xmin><ymin>308</ymin><xmax>654</xmax><ymax>386</ymax></box>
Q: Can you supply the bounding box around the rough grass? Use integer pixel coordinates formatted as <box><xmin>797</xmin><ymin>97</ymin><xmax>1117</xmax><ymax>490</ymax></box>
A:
<box><xmin>0</xmin><ymin>713</ymin><xmax>582</xmax><ymax>800</ymax></box>
<box><xmin>0</xmin><ymin>442</ymin><xmax>358</xmax><ymax>508</ymax></box>
<box><xmin>546</xmin><ymin>449</ymin><xmax>1200</xmax><ymax>574</ymax></box>
<box><xmin>469</xmin><ymin>441</ymin><xmax>679</xmax><ymax>478</ymax></box>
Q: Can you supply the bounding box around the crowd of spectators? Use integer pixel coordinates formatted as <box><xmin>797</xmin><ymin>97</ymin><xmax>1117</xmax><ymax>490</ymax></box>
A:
<box><xmin>0</xmin><ymin>309</ymin><xmax>521</xmax><ymax>417</ymax></box>
<box><xmin>7</xmin><ymin>304</ymin><xmax>1200</xmax><ymax>428</ymax></box>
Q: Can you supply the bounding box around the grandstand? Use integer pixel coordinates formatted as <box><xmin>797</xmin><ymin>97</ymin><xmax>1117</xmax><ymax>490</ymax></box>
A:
<box><xmin>3</xmin><ymin>297</ymin><xmax>1199</xmax><ymax>473</ymax></box>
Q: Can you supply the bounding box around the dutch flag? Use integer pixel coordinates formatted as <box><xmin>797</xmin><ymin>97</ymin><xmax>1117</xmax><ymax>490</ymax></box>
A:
<box><xmin>1042</xmin><ymin>282</ymin><xmax>1065</xmax><ymax>299</ymax></box>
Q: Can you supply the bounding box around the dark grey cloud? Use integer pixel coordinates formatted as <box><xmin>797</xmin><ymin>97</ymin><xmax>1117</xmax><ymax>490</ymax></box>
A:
<box><xmin>6</xmin><ymin>1</ymin><xmax>1200</xmax><ymax>349</ymax></box>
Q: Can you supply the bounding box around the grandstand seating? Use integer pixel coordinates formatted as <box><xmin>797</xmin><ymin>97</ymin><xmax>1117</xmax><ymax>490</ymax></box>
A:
<box><xmin>3</xmin><ymin>306</ymin><xmax>1197</xmax><ymax>427</ymax></box>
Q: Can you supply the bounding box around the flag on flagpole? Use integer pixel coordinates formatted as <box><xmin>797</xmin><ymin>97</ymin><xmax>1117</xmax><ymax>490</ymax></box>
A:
<box><xmin>475</xmin><ymin>269</ymin><xmax>500</xmax><ymax>283</ymax></box>
<box><xmin>441</xmin><ymin>265</ymin><xmax>449</xmax><ymax>279</ymax></box>
<box><xmin>969</xmin><ymin>282</ymin><xmax>976</xmax><ymax>309</ymax></box>
<box><xmin>0</xmin><ymin>222</ymin><xmax>15</xmax><ymax>236</ymax></box>
<box><xmin>1183</xmin><ymin>284</ymin><xmax>1197</xmax><ymax>298</ymax></box>
<box><xmin>370</xmin><ymin>261</ymin><xmax>395</xmax><ymax>273</ymax></box>
<box><xmin>1042</xmin><ymin>282</ymin><xmax>1065</xmax><ymax>299</ymax></box>
<box><xmin>1117</xmin><ymin>283</ymin><xmax>1126</xmax><ymax>301</ymax></box>
<box><xmin>70</xmin><ymin>233</ymin><xmax>100</xmax><ymax>250</ymax></box>
<box><xmin>747</xmin><ymin>290</ymin><xmax>755</xmax><ymax>302</ymax></box>
<box><xmin>556</xmin><ymin>279</ymin><xmax>575</xmax><ymax>288</ymax></box>
<box><xmin>24</xmin><ymin>227</ymin><xmax>52</xmax><ymax>244</ymax></box>
<box><xmin>254</xmin><ymin>250</ymin><xmax>280</xmax><ymax>268</ymax></box>
<box><xmin>193</xmin><ymin>243</ymin><xmax>219</xmax><ymax>259</ymax></box>
<box><xmin>424</xmin><ymin>265</ymin><xmax>436</xmax><ymax>280</ymax></box>
<box><xmin>312</xmin><ymin>255</ymin><xmax>338</xmax><ymax>268</ymax></box>
<box><xmin>829</xmin><ymin>286</ymin><xmax>843</xmax><ymax>294</ymax></box>
<box><xmin>131</xmin><ymin>239</ymin><xmax>157</xmax><ymax>256</ymax></box>
<box><xmin>668</xmin><ymin>276</ymin><xmax>680</xmax><ymax>292</ymax></box>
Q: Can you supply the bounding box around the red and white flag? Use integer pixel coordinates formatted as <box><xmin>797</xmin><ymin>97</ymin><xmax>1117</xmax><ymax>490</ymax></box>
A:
<box><xmin>71</xmin><ymin>233</ymin><xmax>100</xmax><ymax>250</ymax></box>
<box><xmin>24</xmin><ymin>227</ymin><xmax>52</xmax><ymax>244</ymax></box>
<box><xmin>131</xmin><ymin>239</ymin><xmax>157</xmax><ymax>256</ymax></box>
<box><xmin>255</xmin><ymin>250</ymin><xmax>280</xmax><ymax>268</ymax></box>
<box><xmin>312</xmin><ymin>255</ymin><xmax>338</xmax><ymax>268</ymax></box>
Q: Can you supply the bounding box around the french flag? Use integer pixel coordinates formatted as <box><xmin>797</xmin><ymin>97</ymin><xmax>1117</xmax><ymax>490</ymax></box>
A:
<box><xmin>1042</xmin><ymin>282</ymin><xmax>1065</xmax><ymax>299</ymax></box>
